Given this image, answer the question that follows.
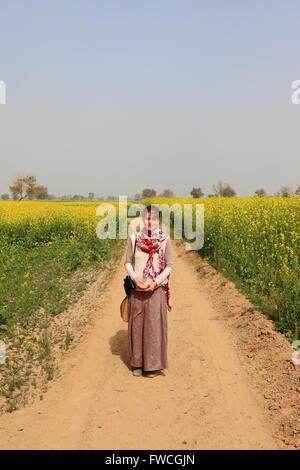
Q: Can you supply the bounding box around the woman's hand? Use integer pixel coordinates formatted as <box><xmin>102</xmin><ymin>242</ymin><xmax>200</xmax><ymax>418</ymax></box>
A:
<box><xmin>142</xmin><ymin>281</ymin><xmax>157</xmax><ymax>292</ymax></box>
<box><xmin>135</xmin><ymin>278</ymin><xmax>146</xmax><ymax>290</ymax></box>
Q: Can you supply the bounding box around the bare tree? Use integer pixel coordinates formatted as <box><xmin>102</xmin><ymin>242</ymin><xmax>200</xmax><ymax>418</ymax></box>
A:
<box><xmin>158</xmin><ymin>189</ymin><xmax>174</xmax><ymax>198</ymax></box>
<box><xmin>35</xmin><ymin>186</ymin><xmax>49</xmax><ymax>200</ymax></box>
<box><xmin>141</xmin><ymin>188</ymin><xmax>156</xmax><ymax>198</ymax></box>
<box><xmin>25</xmin><ymin>176</ymin><xmax>38</xmax><ymax>199</ymax></box>
<box><xmin>212</xmin><ymin>181</ymin><xmax>236</xmax><ymax>197</ymax></box>
<box><xmin>9</xmin><ymin>175</ymin><xmax>48</xmax><ymax>201</ymax></box>
<box><xmin>254</xmin><ymin>188</ymin><xmax>266</xmax><ymax>197</ymax></box>
<box><xmin>276</xmin><ymin>186</ymin><xmax>293</xmax><ymax>197</ymax></box>
<box><xmin>9</xmin><ymin>177</ymin><xmax>28</xmax><ymax>200</ymax></box>
<box><xmin>295</xmin><ymin>185</ymin><xmax>300</xmax><ymax>195</ymax></box>
<box><xmin>190</xmin><ymin>187</ymin><xmax>204</xmax><ymax>198</ymax></box>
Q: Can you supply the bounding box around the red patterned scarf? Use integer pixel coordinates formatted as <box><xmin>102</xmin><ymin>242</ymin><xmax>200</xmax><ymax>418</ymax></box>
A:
<box><xmin>136</xmin><ymin>228</ymin><xmax>172</xmax><ymax>311</ymax></box>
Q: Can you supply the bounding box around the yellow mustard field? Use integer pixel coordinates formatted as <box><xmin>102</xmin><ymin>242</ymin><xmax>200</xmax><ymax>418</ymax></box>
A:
<box><xmin>0</xmin><ymin>197</ymin><xmax>299</xmax><ymax>339</ymax></box>
<box><xmin>0</xmin><ymin>200</ymin><xmax>122</xmax><ymax>244</ymax></box>
<box><xmin>0</xmin><ymin>200</ymin><xmax>124</xmax><ymax>333</ymax></box>
<box><xmin>141</xmin><ymin>196</ymin><xmax>300</xmax><ymax>339</ymax></box>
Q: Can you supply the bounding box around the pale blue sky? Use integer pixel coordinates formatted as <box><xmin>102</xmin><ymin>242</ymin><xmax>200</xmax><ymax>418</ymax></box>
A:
<box><xmin>0</xmin><ymin>0</ymin><xmax>299</xmax><ymax>197</ymax></box>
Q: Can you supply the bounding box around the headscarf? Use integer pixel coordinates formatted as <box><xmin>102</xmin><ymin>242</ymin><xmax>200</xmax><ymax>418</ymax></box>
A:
<box><xmin>136</xmin><ymin>227</ymin><xmax>172</xmax><ymax>311</ymax></box>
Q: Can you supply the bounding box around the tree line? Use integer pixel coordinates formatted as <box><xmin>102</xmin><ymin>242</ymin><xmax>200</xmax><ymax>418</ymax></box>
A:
<box><xmin>1</xmin><ymin>175</ymin><xmax>300</xmax><ymax>201</ymax></box>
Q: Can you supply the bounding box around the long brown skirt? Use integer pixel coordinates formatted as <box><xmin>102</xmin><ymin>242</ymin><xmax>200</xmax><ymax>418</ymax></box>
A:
<box><xmin>128</xmin><ymin>286</ymin><xmax>168</xmax><ymax>372</ymax></box>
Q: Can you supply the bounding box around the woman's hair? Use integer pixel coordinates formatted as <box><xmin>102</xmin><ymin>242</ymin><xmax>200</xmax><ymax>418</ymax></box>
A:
<box><xmin>142</xmin><ymin>205</ymin><xmax>160</xmax><ymax>220</ymax></box>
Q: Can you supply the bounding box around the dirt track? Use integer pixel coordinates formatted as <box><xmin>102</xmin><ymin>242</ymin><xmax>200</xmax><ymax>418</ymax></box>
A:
<box><xmin>0</xmin><ymin>239</ymin><xmax>298</xmax><ymax>450</ymax></box>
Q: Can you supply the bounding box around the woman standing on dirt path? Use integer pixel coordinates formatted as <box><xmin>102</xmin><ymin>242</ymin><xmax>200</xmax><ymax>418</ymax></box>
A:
<box><xmin>124</xmin><ymin>205</ymin><xmax>173</xmax><ymax>378</ymax></box>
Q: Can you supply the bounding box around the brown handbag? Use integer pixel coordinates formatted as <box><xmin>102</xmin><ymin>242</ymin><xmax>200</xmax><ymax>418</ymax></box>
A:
<box><xmin>120</xmin><ymin>295</ymin><xmax>130</xmax><ymax>322</ymax></box>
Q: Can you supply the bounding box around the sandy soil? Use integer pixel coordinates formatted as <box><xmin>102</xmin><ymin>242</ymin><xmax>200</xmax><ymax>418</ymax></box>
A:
<box><xmin>0</xmin><ymin>239</ymin><xmax>299</xmax><ymax>450</ymax></box>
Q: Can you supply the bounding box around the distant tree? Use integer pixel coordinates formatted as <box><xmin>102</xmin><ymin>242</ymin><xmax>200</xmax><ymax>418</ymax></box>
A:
<box><xmin>212</xmin><ymin>181</ymin><xmax>236</xmax><ymax>197</ymax></box>
<box><xmin>88</xmin><ymin>192</ymin><xmax>95</xmax><ymax>200</ymax></box>
<box><xmin>1</xmin><ymin>193</ymin><xmax>9</xmax><ymax>200</ymax></box>
<box><xmin>207</xmin><ymin>194</ymin><xmax>215</xmax><ymax>198</ymax></box>
<box><xmin>106</xmin><ymin>195</ymin><xmax>117</xmax><ymax>201</ymax></box>
<box><xmin>254</xmin><ymin>189</ymin><xmax>266</xmax><ymax>197</ymax></box>
<box><xmin>25</xmin><ymin>176</ymin><xmax>38</xmax><ymax>199</ymax></box>
<box><xmin>35</xmin><ymin>186</ymin><xmax>49</xmax><ymax>200</ymax></box>
<box><xmin>222</xmin><ymin>185</ymin><xmax>236</xmax><ymax>197</ymax></box>
<box><xmin>190</xmin><ymin>187</ymin><xmax>204</xmax><ymax>198</ymax></box>
<box><xmin>9</xmin><ymin>176</ymin><xmax>30</xmax><ymax>200</ymax></box>
<box><xmin>134</xmin><ymin>193</ymin><xmax>141</xmax><ymax>201</ymax></box>
<box><xmin>141</xmin><ymin>188</ymin><xmax>156</xmax><ymax>198</ymax></box>
<box><xmin>277</xmin><ymin>186</ymin><xmax>292</xmax><ymax>197</ymax></box>
<box><xmin>158</xmin><ymin>189</ymin><xmax>174</xmax><ymax>198</ymax></box>
<box><xmin>295</xmin><ymin>185</ymin><xmax>300</xmax><ymax>195</ymax></box>
<box><xmin>9</xmin><ymin>175</ymin><xmax>48</xmax><ymax>201</ymax></box>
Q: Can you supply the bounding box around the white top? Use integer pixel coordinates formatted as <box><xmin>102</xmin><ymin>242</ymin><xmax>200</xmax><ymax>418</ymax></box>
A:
<box><xmin>124</xmin><ymin>229</ymin><xmax>173</xmax><ymax>290</ymax></box>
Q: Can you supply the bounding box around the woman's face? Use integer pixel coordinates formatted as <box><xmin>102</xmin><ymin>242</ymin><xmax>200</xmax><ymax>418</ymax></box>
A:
<box><xmin>143</xmin><ymin>212</ymin><xmax>159</xmax><ymax>232</ymax></box>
